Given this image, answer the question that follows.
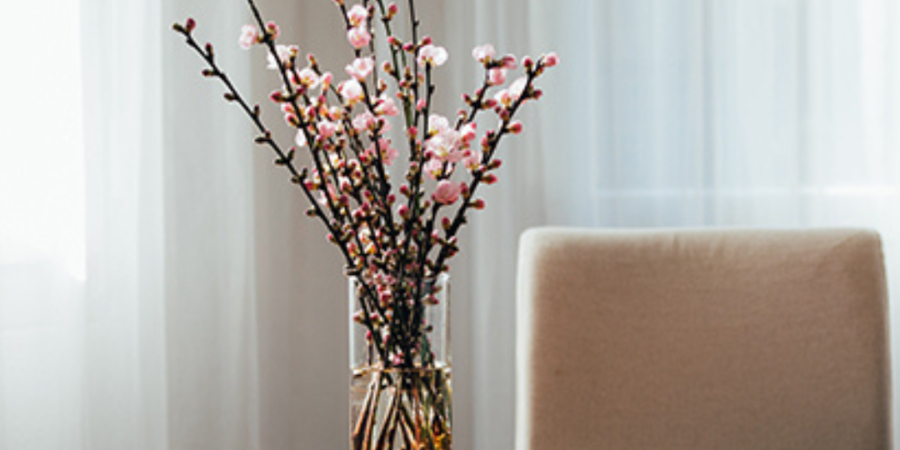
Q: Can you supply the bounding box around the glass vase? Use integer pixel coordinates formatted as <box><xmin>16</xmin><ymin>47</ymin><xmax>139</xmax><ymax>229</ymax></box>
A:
<box><xmin>349</xmin><ymin>274</ymin><xmax>452</xmax><ymax>450</ymax></box>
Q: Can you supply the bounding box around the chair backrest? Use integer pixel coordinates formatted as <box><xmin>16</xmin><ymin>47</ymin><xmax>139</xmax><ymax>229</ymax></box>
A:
<box><xmin>516</xmin><ymin>228</ymin><xmax>890</xmax><ymax>450</ymax></box>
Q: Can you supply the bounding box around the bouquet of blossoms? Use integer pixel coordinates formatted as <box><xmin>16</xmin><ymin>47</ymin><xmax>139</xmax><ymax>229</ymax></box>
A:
<box><xmin>173</xmin><ymin>1</ymin><xmax>556</xmax><ymax>448</ymax></box>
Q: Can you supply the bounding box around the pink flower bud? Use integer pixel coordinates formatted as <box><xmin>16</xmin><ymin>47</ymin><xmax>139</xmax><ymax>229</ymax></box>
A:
<box><xmin>471</xmin><ymin>199</ymin><xmax>486</xmax><ymax>210</ymax></box>
<box><xmin>266</xmin><ymin>21</ymin><xmax>280</xmax><ymax>40</ymax></box>
<box><xmin>269</xmin><ymin>90</ymin><xmax>284</xmax><ymax>103</ymax></box>
<box><xmin>501</xmin><ymin>55</ymin><xmax>517</xmax><ymax>70</ymax></box>
<box><xmin>417</xmin><ymin>99</ymin><xmax>427</xmax><ymax>111</ymax></box>
<box><xmin>509</xmin><ymin>121</ymin><xmax>524</xmax><ymax>134</ymax></box>
<box><xmin>523</xmin><ymin>56</ymin><xmax>534</xmax><ymax>68</ymax></box>
<box><xmin>544</xmin><ymin>52</ymin><xmax>560</xmax><ymax>67</ymax></box>
<box><xmin>398</xmin><ymin>204</ymin><xmax>410</xmax><ymax>218</ymax></box>
<box><xmin>185</xmin><ymin>18</ymin><xmax>196</xmax><ymax>33</ymax></box>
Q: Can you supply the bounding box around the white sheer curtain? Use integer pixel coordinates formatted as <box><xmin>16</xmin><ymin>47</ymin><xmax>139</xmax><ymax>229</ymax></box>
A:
<box><xmin>453</xmin><ymin>1</ymin><xmax>900</xmax><ymax>449</ymax></box>
<box><xmin>3</xmin><ymin>0</ymin><xmax>900</xmax><ymax>449</ymax></box>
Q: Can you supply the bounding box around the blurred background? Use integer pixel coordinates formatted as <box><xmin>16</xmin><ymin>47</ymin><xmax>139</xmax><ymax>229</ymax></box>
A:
<box><xmin>2</xmin><ymin>0</ymin><xmax>900</xmax><ymax>449</ymax></box>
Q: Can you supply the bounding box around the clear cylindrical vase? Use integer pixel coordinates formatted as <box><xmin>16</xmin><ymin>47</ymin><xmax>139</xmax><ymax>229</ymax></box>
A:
<box><xmin>349</xmin><ymin>274</ymin><xmax>452</xmax><ymax>450</ymax></box>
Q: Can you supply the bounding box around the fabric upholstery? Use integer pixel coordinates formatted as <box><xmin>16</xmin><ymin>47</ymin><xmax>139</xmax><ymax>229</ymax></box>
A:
<box><xmin>516</xmin><ymin>228</ymin><xmax>890</xmax><ymax>450</ymax></box>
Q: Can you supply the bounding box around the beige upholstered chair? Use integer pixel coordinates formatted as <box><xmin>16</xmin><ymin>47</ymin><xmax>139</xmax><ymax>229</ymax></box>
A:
<box><xmin>516</xmin><ymin>228</ymin><xmax>890</xmax><ymax>450</ymax></box>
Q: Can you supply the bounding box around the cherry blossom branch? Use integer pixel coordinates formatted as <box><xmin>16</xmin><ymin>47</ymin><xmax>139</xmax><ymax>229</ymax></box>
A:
<box><xmin>430</xmin><ymin>62</ymin><xmax>549</xmax><ymax>276</ymax></box>
<box><xmin>174</xmin><ymin>1</ymin><xmax>559</xmax><ymax>370</ymax></box>
<box><xmin>173</xmin><ymin>18</ymin><xmax>392</xmax><ymax>365</ymax></box>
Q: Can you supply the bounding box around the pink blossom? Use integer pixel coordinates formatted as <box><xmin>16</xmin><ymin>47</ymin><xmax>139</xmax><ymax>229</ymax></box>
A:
<box><xmin>544</xmin><ymin>52</ymin><xmax>560</xmax><ymax>67</ymax></box>
<box><xmin>460</xmin><ymin>122</ymin><xmax>477</xmax><ymax>144</ymax></box>
<box><xmin>339</xmin><ymin>79</ymin><xmax>365</xmax><ymax>104</ymax></box>
<box><xmin>377</xmin><ymin>117</ymin><xmax>393</xmax><ymax>133</ymax></box>
<box><xmin>426</xmin><ymin>132</ymin><xmax>463</xmax><ymax>162</ymax></box>
<box><xmin>500</xmin><ymin>55</ymin><xmax>517</xmax><ymax>70</ymax></box>
<box><xmin>377</xmin><ymin>140</ymin><xmax>400</xmax><ymax>165</ymax></box>
<box><xmin>317</xmin><ymin>183</ymin><xmax>338</xmax><ymax>207</ymax></box>
<box><xmin>317</xmin><ymin>120</ymin><xmax>338</xmax><ymax>139</ymax></box>
<box><xmin>352</xmin><ymin>111</ymin><xmax>376</xmax><ymax>131</ymax></box>
<box><xmin>510</xmin><ymin>76</ymin><xmax>528</xmax><ymax>100</ymax></box>
<box><xmin>267</xmin><ymin>44</ymin><xmax>298</xmax><ymax>70</ymax></box>
<box><xmin>375</xmin><ymin>96</ymin><xmax>399</xmax><ymax>116</ymax></box>
<box><xmin>472</xmin><ymin>44</ymin><xmax>496</xmax><ymax>63</ymax></box>
<box><xmin>239</xmin><ymin>25</ymin><xmax>259</xmax><ymax>49</ymax></box>
<box><xmin>463</xmin><ymin>150</ymin><xmax>483</xmax><ymax>170</ymax></box>
<box><xmin>424</xmin><ymin>159</ymin><xmax>444</xmax><ymax>179</ymax></box>
<box><xmin>432</xmin><ymin>180</ymin><xmax>462</xmax><ymax>205</ymax></box>
<box><xmin>428</xmin><ymin>114</ymin><xmax>451</xmax><ymax>134</ymax></box>
<box><xmin>363</xmin><ymin>139</ymin><xmax>399</xmax><ymax>165</ymax></box>
<box><xmin>347</xmin><ymin>26</ymin><xmax>372</xmax><ymax>49</ymax></box>
<box><xmin>424</xmin><ymin>115</ymin><xmax>463</xmax><ymax>162</ymax></box>
<box><xmin>417</xmin><ymin>44</ymin><xmax>448</xmax><ymax>68</ymax></box>
<box><xmin>494</xmin><ymin>89</ymin><xmax>512</xmax><ymax>107</ymax></box>
<box><xmin>488</xmin><ymin>68</ymin><xmax>507</xmax><ymax>86</ymax></box>
<box><xmin>296</xmin><ymin>67</ymin><xmax>320</xmax><ymax>88</ymax></box>
<box><xmin>347</xmin><ymin>4</ymin><xmax>368</xmax><ymax>27</ymax></box>
<box><xmin>346</xmin><ymin>56</ymin><xmax>375</xmax><ymax>80</ymax></box>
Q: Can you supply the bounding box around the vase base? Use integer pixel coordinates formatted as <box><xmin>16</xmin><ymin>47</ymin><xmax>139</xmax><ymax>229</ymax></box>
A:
<box><xmin>350</xmin><ymin>365</ymin><xmax>452</xmax><ymax>450</ymax></box>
